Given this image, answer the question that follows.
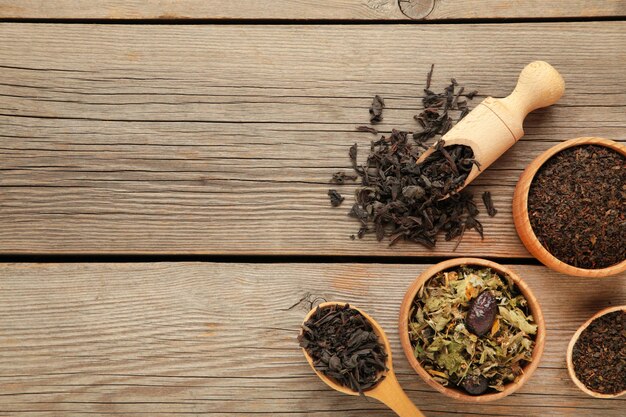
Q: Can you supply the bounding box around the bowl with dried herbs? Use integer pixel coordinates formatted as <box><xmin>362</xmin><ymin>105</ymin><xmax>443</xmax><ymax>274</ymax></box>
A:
<box><xmin>399</xmin><ymin>258</ymin><xmax>545</xmax><ymax>402</ymax></box>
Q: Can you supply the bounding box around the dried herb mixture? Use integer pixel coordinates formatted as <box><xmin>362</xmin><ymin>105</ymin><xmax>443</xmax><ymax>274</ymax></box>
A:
<box><xmin>408</xmin><ymin>266</ymin><xmax>537</xmax><ymax>395</ymax></box>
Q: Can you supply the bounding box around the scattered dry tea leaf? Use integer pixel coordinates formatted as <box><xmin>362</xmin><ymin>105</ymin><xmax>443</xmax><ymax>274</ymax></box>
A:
<box><xmin>482</xmin><ymin>191</ymin><xmax>498</xmax><ymax>217</ymax></box>
<box><xmin>414</xmin><ymin>66</ymin><xmax>477</xmax><ymax>143</ymax></box>
<box><xmin>356</xmin><ymin>125</ymin><xmax>379</xmax><ymax>135</ymax></box>
<box><xmin>328</xmin><ymin>189</ymin><xmax>345</xmax><ymax>207</ymax></box>
<box><xmin>331</xmin><ymin>171</ymin><xmax>358</xmax><ymax>184</ymax></box>
<box><xmin>328</xmin><ymin>66</ymin><xmax>491</xmax><ymax>250</ymax></box>
<box><xmin>369</xmin><ymin>95</ymin><xmax>385</xmax><ymax>124</ymax></box>
<box><xmin>342</xmin><ymin>133</ymin><xmax>482</xmax><ymax>247</ymax></box>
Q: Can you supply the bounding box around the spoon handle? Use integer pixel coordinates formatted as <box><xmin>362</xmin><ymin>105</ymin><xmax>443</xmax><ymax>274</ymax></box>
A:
<box><xmin>499</xmin><ymin>61</ymin><xmax>565</xmax><ymax>119</ymax></box>
<box><xmin>370</xmin><ymin>371</ymin><xmax>425</xmax><ymax>417</ymax></box>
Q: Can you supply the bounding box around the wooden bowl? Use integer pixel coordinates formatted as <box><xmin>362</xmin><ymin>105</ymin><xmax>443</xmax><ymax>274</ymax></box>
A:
<box><xmin>512</xmin><ymin>137</ymin><xmax>626</xmax><ymax>277</ymax></box>
<box><xmin>566</xmin><ymin>305</ymin><xmax>626</xmax><ymax>399</ymax></box>
<box><xmin>398</xmin><ymin>258</ymin><xmax>546</xmax><ymax>402</ymax></box>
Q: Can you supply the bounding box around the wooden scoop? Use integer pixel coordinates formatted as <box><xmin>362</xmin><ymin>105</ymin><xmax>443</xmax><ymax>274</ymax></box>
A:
<box><xmin>301</xmin><ymin>302</ymin><xmax>425</xmax><ymax>417</ymax></box>
<box><xmin>416</xmin><ymin>61</ymin><xmax>565</xmax><ymax>194</ymax></box>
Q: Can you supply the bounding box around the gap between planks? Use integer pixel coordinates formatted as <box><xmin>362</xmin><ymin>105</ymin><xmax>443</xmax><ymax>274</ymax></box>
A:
<box><xmin>0</xmin><ymin>0</ymin><xmax>624</xmax><ymax>20</ymax></box>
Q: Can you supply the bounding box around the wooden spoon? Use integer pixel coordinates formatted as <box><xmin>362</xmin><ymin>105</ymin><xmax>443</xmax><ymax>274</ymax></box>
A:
<box><xmin>416</xmin><ymin>61</ymin><xmax>565</xmax><ymax>196</ymax></box>
<box><xmin>301</xmin><ymin>302</ymin><xmax>425</xmax><ymax>417</ymax></box>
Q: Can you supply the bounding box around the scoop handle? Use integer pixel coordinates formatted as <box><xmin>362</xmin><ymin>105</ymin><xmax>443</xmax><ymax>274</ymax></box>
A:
<box><xmin>369</xmin><ymin>370</ymin><xmax>425</xmax><ymax>417</ymax></box>
<box><xmin>500</xmin><ymin>61</ymin><xmax>565</xmax><ymax>117</ymax></box>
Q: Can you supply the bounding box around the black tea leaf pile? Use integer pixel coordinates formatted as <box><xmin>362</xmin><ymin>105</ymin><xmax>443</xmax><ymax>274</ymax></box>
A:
<box><xmin>298</xmin><ymin>304</ymin><xmax>388</xmax><ymax>393</ymax></box>
<box><xmin>347</xmin><ymin>137</ymin><xmax>483</xmax><ymax>247</ymax></box>
<box><xmin>328</xmin><ymin>65</ymin><xmax>492</xmax><ymax>249</ymax></box>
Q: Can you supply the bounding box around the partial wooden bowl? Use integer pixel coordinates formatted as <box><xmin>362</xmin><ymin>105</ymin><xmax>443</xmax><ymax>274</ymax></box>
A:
<box><xmin>512</xmin><ymin>137</ymin><xmax>626</xmax><ymax>277</ymax></box>
<box><xmin>566</xmin><ymin>305</ymin><xmax>626</xmax><ymax>399</ymax></box>
<box><xmin>398</xmin><ymin>258</ymin><xmax>546</xmax><ymax>402</ymax></box>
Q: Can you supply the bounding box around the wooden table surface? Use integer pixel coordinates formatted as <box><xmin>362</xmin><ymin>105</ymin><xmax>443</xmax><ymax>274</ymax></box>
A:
<box><xmin>0</xmin><ymin>2</ymin><xmax>625</xmax><ymax>416</ymax></box>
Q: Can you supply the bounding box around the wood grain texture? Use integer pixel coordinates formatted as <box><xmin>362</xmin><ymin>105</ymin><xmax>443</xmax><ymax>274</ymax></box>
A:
<box><xmin>0</xmin><ymin>0</ymin><xmax>624</xmax><ymax>20</ymax></box>
<box><xmin>0</xmin><ymin>262</ymin><xmax>624</xmax><ymax>416</ymax></box>
<box><xmin>0</xmin><ymin>23</ymin><xmax>625</xmax><ymax>256</ymax></box>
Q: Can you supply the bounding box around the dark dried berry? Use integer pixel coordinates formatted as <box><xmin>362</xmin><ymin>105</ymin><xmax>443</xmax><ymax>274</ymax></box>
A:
<box><xmin>462</xmin><ymin>375</ymin><xmax>488</xmax><ymax>395</ymax></box>
<box><xmin>466</xmin><ymin>291</ymin><xmax>497</xmax><ymax>336</ymax></box>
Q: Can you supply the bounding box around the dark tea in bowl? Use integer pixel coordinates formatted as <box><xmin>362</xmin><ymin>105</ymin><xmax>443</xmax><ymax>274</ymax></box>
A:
<box><xmin>513</xmin><ymin>137</ymin><xmax>626</xmax><ymax>277</ymax></box>
<box><xmin>566</xmin><ymin>305</ymin><xmax>626</xmax><ymax>399</ymax></box>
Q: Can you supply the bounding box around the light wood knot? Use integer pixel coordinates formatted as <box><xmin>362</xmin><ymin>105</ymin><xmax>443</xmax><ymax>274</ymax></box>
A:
<box><xmin>398</xmin><ymin>0</ymin><xmax>435</xmax><ymax>19</ymax></box>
